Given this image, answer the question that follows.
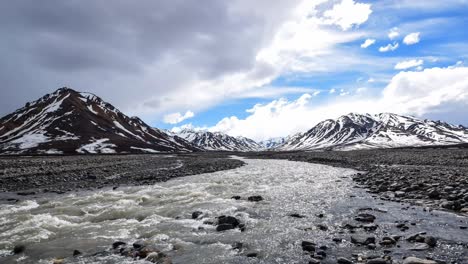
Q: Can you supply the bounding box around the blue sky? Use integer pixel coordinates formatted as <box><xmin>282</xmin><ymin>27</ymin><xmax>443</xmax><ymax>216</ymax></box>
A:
<box><xmin>154</xmin><ymin>0</ymin><xmax>468</xmax><ymax>139</ymax></box>
<box><xmin>1</xmin><ymin>0</ymin><xmax>467</xmax><ymax>141</ymax></box>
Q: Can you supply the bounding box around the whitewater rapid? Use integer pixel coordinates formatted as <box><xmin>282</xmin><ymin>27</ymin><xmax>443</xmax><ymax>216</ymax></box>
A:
<box><xmin>1</xmin><ymin>158</ymin><xmax>467</xmax><ymax>263</ymax></box>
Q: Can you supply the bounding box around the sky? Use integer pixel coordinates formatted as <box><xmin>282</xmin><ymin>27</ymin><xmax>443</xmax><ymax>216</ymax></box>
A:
<box><xmin>1</xmin><ymin>0</ymin><xmax>468</xmax><ymax>141</ymax></box>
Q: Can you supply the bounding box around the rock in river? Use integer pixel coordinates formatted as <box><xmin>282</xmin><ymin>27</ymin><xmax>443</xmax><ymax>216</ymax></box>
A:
<box><xmin>403</xmin><ymin>257</ymin><xmax>437</xmax><ymax>264</ymax></box>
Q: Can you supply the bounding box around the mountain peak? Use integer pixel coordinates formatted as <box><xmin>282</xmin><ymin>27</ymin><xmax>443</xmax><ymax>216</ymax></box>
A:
<box><xmin>0</xmin><ymin>88</ymin><xmax>199</xmax><ymax>154</ymax></box>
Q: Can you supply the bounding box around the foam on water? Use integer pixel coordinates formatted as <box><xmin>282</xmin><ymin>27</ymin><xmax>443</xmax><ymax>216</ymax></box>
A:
<box><xmin>0</xmin><ymin>157</ymin><xmax>467</xmax><ymax>263</ymax></box>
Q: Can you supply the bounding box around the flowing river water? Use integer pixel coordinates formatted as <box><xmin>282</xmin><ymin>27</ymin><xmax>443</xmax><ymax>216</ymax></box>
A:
<box><xmin>0</xmin><ymin>158</ymin><xmax>467</xmax><ymax>263</ymax></box>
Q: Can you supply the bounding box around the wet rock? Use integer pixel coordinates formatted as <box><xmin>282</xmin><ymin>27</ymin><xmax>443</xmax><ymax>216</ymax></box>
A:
<box><xmin>406</xmin><ymin>232</ymin><xmax>426</xmax><ymax>242</ymax></box>
<box><xmin>133</xmin><ymin>240</ymin><xmax>146</xmax><ymax>249</ymax></box>
<box><xmin>424</xmin><ymin>236</ymin><xmax>437</xmax><ymax>247</ymax></box>
<box><xmin>409</xmin><ymin>243</ymin><xmax>430</xmax><ymax>251</ymax></box>
<box><xmin>367</xmin><ymin>243</ymin><xmax>376</xmax><ymax>249</ymax></box>
<box><xmin>316</xmin><ymin>213</ymin><xmax>325</xmax><ymax>218</ymax></box>
<box><xmin>112</xmin><ymin>241</ymin><xmax>127</xmax><ymax>249</ymax></box>
<box><xmin>337</xmin><ymin>257</ymin><xmax>354</xmax><ymax>264</ymax></box>
<box><xmin>363</xmin><ymin>224</ymin><xmax>378</xmax><ymax>231</ymax></box>
<box><xmin>380</xmin><ymin>236</ymin><xmax>396</xmax><ymax>246</ymax></box>
<box><xmin>231</xmin><ymin>195</ymin><xmax>241</xmax><ymax>200</ymax></box>
<box><xmin>396</xmin><ymin>223</ymin><xmax>409</xmax><ymax>231</ymax></box>
<box><xmin>317</xmin><ymin>224</ymin><xmax>328</xmax><ymax>231</ymax></box>
<box><xmin>218</xmin><ymin>216</ymin><xmax>240</xmax><ymax>227</ymax></box>
<box><xmin>13</xmin><ymin>244</ymin><xmax>25</xmax><ymax>254</ymax></box>
<box><xmin>192</xmin><ymin>211</ymin><xmax>203</xmax><ymax>219</ymax></box>
<box><xmin>16</xmin><ymin>191</ymin><xmax>36</xmax><ymax>196</ymax></box>
<box><xmin>247</xmin><ymin>195</ymin><xmax>263</xmax><ymax>202</ymax></box>
<box><xmin>232</xmin><ymin>242</ymin><xmax>243</xmax><ymax>250</ymax></box>
<box><xmin>146</xmin><ymin>252</ymin><xmax>172</xmax><ymax>264</ymax></box>
<box><xmin>246</xmin><ymin>252</ymin><xmax>258</xmax><ymax>258</ymax></box>
<box><xmin>351</xmin><ymin>235</ymin><xmax>375</xmax><ymax>245</ymax></box>
<box><xmin>309</xmin><ymin>258</ymin><xmax>321</xmax><ymax>264</ymax></box>
<box><xmin>367</xmin><ymin>258</ymin><xmax>390</xmax><ymax>264</ymax></box>
<box><xmin>289</xmin><ymin>213</ymin><xmax>305</xmax><ymax>218</ymax></box>
<box><xmin>355</xmin><ymin>213</ymin><xmax>376</xmax><ymax>223</ymax></box>
<box><xmin>315</xmin><ymin>250</ymin><xmax>326</xmax><ymax>258</ymax></box>
<box><xmin>73</xmin><ymin>249</ymin><xmax>82</xmax><ymax>256</ymax></box>
<box><xmin>301</xmin><ymin>241</ymin><xmax>316</xmax><ymax>252</ymax></box>
<box><xmin>137</xmin><ymin>246</ymin><xmax>160</xmax><ymax>258</ymax></box>
<box><xmin>403</xmin><ymin>257</ymin><xmax>437</xmax><ymax>264</ymax></box>
<box><xmin>332</xmin><ymin>237</ymin><xmax>343</xmax><ymax>243</ymax></box>
<box><xmin>217</xmin><ymin>223</ymin><xmax>235</xmax><ymax>231</ymax></box>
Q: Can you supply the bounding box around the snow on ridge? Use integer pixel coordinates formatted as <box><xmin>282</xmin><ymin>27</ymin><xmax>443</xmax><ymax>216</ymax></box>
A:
<box><xmin>76</xmin><ymin>138</ymin><xmax>116</xmax><ymax>154</ymax></box>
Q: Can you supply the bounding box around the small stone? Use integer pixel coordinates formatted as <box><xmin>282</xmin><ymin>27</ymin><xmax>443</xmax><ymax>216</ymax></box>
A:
<box><xmin>317</xmin><ymin>224</ymin><xmax>328</xmax><ymax>231</ymax></box>
<box><xmin>301</xmin><ymin>241</ymin><xmax>316</xmax><ymax>252</ymax></box>
<box><xmin>355</xmin><ymin>213</ymin><xmax>376</xmax><ymax>223</ymax></box>
<box><xmin>13</xmin><ymin>245</ymin><xmax>25</xmax><ymax>254</ymax></box>
<box><xmin>409</xmin><ymin>243</ymin><xmax>430</xmax><ymax>251</ymax></box>
<box><xmin>289</xmin><ymin>213</ymin><xmax>305</xmax><ymax>218</ymax></box>
<box><xmin>309</xmin><ymin>258</ymin><xmax>321</xmax><ymax>264</ymax></box>
<box><xmin>246</xmin><ymin>252</ymin><xmax>258</xmax><ymax>258</ymax></box>
<box><xmin>192</xmin><ymin>211</ymin><xmax>203</xmax><ymax>219</ymax></box>
<box><xmin>73</xmin><ymin>249</ymin><xmax>82</xmax><ymax>256</ymax></box>
<box><xmin>316</xmin><ymin>250</ymin><xmax>326</xmax><ymax>258</ymax></box>
<box><xmin>424</xmin><ymin>236</ymin><xmax>437</xmax><ymax>247</ymax></box>
<box><xmin>247</xmin><ymin>195</ymin><xmax>263</xmax><ymax>202</ymax></box>
<box><xmin>403</xmin><ymin>257</ymin><xmax>437</xmax><ymax>264</ymax></box>
<box><xmin>232</xmin><ymin>242</ymin><xmax>243</xmax><ymax>250</ymax></box>
<box><xmin>112</xmin><ymin>241</ymin><xmax>127</xmax><ymax>249</ymax></box>
<box><xmin>52</xmin><ymin>259</ymin><xmax>64</xmax><ymax>264</ymax></box>
<box><xmin>337</xmin><ymin>257</ymin><xmax>354</xmax><ymax>264</ymax></box>
<box><xmin>367</xmin><ymin>243</ymin><xmax>376</xmax><ymax>249</ymax></box>
<box><xmin>231</xmin><ymin>195</ymin><xmax>241</xmax><ymax>200</ymax></box>
<box><xmin>366</xmin><ymin>258</ymin><xmax>388</xmax><ymax>264</ymax></box>
<box><xmin>351</xmin><ymin>235</ymin><xmax>375</xmax><ymax>245</ymax></box>
<box><xmin>216</xmin><ymin>223</ymin><xmax>235</xmax><ymax>231</ymax></box>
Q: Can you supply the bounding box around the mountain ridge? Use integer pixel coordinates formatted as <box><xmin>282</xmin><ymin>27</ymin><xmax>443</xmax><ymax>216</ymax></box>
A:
<box><xmin>177</xmin><ymin>129</ymin><xmax>262</xmax><ymax>151</ymax></box>
<box><xmin>0</xmin><ymin>87</ymin><xmax>199</xmax><ymax>154</ymax></box>
<box><xmin>277</xmin><ymin>112</ymin><xmax>468</xmax><ymax>151</ymax></box>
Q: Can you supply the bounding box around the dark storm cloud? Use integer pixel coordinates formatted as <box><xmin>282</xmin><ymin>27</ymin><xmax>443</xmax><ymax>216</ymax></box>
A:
<box><xmin>0</xmin><ymin>0</ymin><xmax>298</xmax><ymax>116</ymax></box>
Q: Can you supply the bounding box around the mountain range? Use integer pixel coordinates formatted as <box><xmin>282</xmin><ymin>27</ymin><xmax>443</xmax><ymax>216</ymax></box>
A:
<box><xmin>1</xmin><ymin>88</ymin><xmax>468</xmax><ymax>154</ymax></box>
<box><xmin>277</xmin><ymin>113</ymin><xmax>468</xmax><ymax>151</ymax></box>
<box><xmin>177</xmin><ymin>129</ymin><xmax>262</xmax><ymax>151</ymax></box>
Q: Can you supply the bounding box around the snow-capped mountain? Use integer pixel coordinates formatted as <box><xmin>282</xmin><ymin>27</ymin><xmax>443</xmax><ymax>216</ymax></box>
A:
<box><xmin>259</xmin><ymin>137</ymin><xmax>287</xmax><ymax>149</ymax></box>
<box><xmin>278</xmin><ymin>113</ymin><xmax>468</xmax><ymax>151</ymax></box>
<box><xmin>177</xmin><ymin>129</ymin><xmax>262</xmax><ymax>151</ymax></box>
<box><xmin>0</xmin><ymin>87</ymin><xmax>199</xmax><ymax>154</ymax></box>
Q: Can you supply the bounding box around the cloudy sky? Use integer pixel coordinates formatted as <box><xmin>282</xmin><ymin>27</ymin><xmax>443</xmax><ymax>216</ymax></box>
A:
<box><xmin>1</xmin><ymin>0</ymin><xmax>468</xmax><ymax>141</ymax></box>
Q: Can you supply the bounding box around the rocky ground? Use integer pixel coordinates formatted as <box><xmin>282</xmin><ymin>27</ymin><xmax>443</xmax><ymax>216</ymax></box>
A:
<box><xmin>0</xmin><ymin>153</ymin><xmax>244</xmax><ymax>200</ymax></box>
<box><xmin>242</xmin><ymin>146</ymin><xmax>468</xmax><ymax>215</ymax></box>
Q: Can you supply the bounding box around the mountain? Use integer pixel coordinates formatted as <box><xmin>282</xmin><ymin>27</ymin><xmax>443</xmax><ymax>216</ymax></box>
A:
<box><xmin>259</xmin><ymin>137</ymin><xmax>287</xmax><ymax>149</ymax></box>
<box><xmin>177</xmin><ymin>129</ymin><xmax>262</xmax><ymax>151</ymax></box>
<box><xmin>278</xmin><ymin>113</ymin><xmax>468</xmax><ymax>151</ymax></box>
<box><xmin>0</xmin><ymin>87</ymin><xmax>199</xmax><ymax>154</ymax></box>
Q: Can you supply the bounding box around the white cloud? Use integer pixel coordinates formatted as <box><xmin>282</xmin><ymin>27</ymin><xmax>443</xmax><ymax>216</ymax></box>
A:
<box><xmin>322</xmin><ymin>0</ymin><xmax>373</xmax><ymax>31</ymax></box>
<box><xmin>360</xmin><ymin>38</ymin><xmax>376</xmax><ymax>48</ymax></box>
<box><xmin>329</xmin><ymin>88</ymin><xmax>336</xmax><ymax>94</ymax></box>
<box><xmin>394</xmin><ymin>59</ymin><xmax>424</xmax><ymax>70</ymax></box>
<box><xmin>388</xmin><ymin>27</ymin><xmax>400</xmax><ymax>39</ymax></box>
<box><xmin>403</xmin><ymin>32</ymin><xmax>421</xmax><ymax>45</ymax></box>
<box><xmin>163</xmin><ymin>110</ymin><xmax>195</xmax><ymax>124</ymax></box>
<box><xmin>206</xmin><ymin>66</ymin><xmax>468</xmax><ymax>141</ymax></box>
<box><xmin>379</xmin><ymin>42</ymin><xmax>399</xmax><ymax>52</ymax></box>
